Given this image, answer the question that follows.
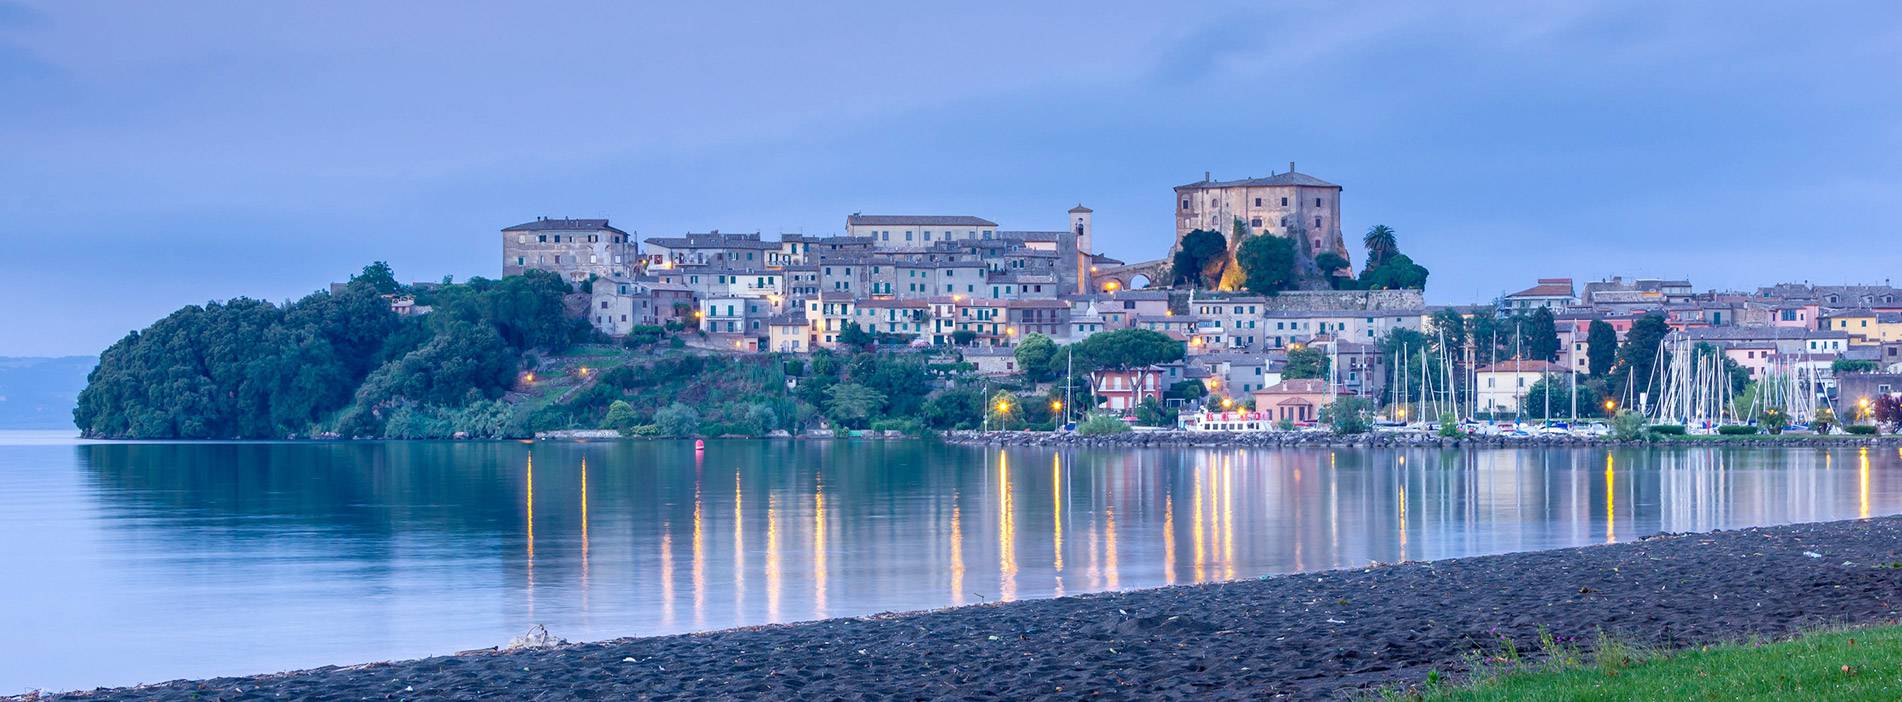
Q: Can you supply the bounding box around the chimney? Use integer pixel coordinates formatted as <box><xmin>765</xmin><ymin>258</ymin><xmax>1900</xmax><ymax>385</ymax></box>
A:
<box><xmin>1204</xmin><ymin>170</ymin><xmax>1211</xmax><ymax>182</ymax></box>
<box><xmin>1289</xmin><ymin>161</ymin><xmax>1296</xmax><ymax>173</ymax></box>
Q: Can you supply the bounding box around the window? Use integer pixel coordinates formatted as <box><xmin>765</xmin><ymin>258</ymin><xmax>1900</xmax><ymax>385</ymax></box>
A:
<box><xmin>1250</xmin><ymin>217</ymin><xmax>1262</xmax><ymax>228</ymax></box>
<box><xmin>537</xmin><ymin>235</ymin><xmax>547</xmax><ymax>243</ymax></box>
<box><xmin>1315</xmin><ymin>198</ymin><xmax>1322</xmax><ymax>207</ymax></box>
<box><xmin>1280</xmin><ymin>197</ymin><xmax>1288</xmax><ymax>206</ymax></box>
<box><xmin>1181</xmin><ymin>198</ymin><xmax>1190</xmax><ymax>210</ymax></box>
<box><xmin>1254</xmin><ymin>197</ymin><xmax>1262</xmax><ymax>207</ymax></box>
<box><xmin>1315</xmin><ymin>216</ymin><xmax>1323</xmax><ymax>228</ymax></box>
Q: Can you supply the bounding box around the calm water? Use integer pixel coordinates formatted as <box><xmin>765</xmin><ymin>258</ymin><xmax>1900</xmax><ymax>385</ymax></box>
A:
<box><xmin>4</xmin><ymin>431</ymin><xmax>1902</xmax><ymax>691</ymax></box>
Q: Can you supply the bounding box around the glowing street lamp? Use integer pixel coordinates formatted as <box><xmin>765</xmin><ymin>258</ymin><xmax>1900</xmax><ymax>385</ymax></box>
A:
<box><xmin>1221</xmin><ymin>397</ymin><xmax>1235</xmax><ymax>410</ymax></box>
<box><xmin>1050</xmin><ymin>400</ymin><xmax>1063</xmax><ymax>413</ymax></box>
<box><xmin>1605</xmin><ymin>400</ymin><xmax>1617</xmax><ymax>413</ymax></box>
<box><xmin>522</xmin><ymin>372</ymin><xmax>536</xmax><ymax>384</ymax></box>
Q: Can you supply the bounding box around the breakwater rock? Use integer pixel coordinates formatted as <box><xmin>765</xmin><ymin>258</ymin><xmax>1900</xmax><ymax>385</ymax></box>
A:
<box><xmin>942</xmin><ymin>429</ymin><xmax>1902</xmax><ymax>449</ymax></box>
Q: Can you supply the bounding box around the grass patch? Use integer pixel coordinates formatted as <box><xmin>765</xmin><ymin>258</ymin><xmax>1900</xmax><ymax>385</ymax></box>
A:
<box><xmin>1390</xmin><ymin>625</ymin><xmax>1902</xmax><ymax>701</ymax></box>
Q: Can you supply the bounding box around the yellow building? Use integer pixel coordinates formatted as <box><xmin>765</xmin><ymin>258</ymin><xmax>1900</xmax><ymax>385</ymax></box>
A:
<box><xmin>1825</xmin><ymin>310</ymin><xmax>1902</xmax><ymax>345</ymax></box>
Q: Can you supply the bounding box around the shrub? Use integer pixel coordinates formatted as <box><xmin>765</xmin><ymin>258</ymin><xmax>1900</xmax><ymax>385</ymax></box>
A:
<box><xmin>1321</xmin><ymin>396</ymin><xmax>1372</xmax><ymax>435</ymax></box>
<box><xmin>1716</xmin><ymin>425</ymin><xmax>1759</xmax><ymax>436</ymax></box>
<box><xmin>1276</xmin><ymin>417</ymin><xmax>1295</xmax><ymax>432</ymax></box>
<box><xmin>1077</xmin><ymin>413</ymin><xmax>1131</xmax><ymax>436</ymax></box>
<box><xmin>1846</xmin><ymin>425</ymin><xmax>1879</xmax><ymax>435</ymax></box>
<box><xmin>870</xmin><ymin>418</ymin><xmax>923</xmax><ymax>435</ymax></box>
<box><xmin>1437</xmin><ymin>411</ymin><xmax>1460</xmax><ymax>438</ymax></box>
<box><xmin>1608</xmin><ymin>410</ymin><xmax>1648</xmax><ymax>440</ymax></box>
<box><xmin>1811</xmin><ymin>407</ymin><xmax>1836</xmax><ymax>435</ymax></box>
<box><xmin>1757</xmin><ymin>407</ymin><xmax>1790</xmax><ymax>435</ymax></box>
<box><xmin>602</xmin><ymin>400</ymin><xmax>638</xmax><ymax>433</ymax></box>
<box><xmin>1650</xmin><ymin>424</ymin><xmax>1687</xmax><ymax>436</ymax></box>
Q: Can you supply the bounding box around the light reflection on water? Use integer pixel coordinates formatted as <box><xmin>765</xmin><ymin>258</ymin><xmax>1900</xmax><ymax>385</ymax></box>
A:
<box><xmin>3</xmin><ymin>433</ymin><xmax>1902</xmax><ymax>692</ymax></box>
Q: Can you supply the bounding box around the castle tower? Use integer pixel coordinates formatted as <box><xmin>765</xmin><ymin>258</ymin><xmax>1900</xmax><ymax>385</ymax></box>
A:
<box><xmin>1069</xmin><ymin>203</ymin><xmax>1094</xmax><ymax>294</ymax></box>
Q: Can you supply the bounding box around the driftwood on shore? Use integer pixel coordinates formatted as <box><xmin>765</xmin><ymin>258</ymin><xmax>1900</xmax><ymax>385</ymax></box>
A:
<box><xmin>35</xmin><ymin>517</ymin><xmax>1902</xmax><ymax>701</ymax></box>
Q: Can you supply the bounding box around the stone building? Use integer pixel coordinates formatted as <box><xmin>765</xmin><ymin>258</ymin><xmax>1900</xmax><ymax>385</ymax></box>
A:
<box><xmin>502</xmin><ymin>217</ymin><xmax>636</xmax><ymax>284</ymax></box>
<box><xmin>845</xmin><ymin>214</ymin><xmax>998</xmax><ymax>249</ymax></box>
<box><xmin>1172</xmin><ymin>164</ymin><xmax>1348</xmax><ymax>262</ymax></box>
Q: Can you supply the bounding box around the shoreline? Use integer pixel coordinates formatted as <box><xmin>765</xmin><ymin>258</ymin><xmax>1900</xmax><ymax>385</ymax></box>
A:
<box><xmin>26</xmin><ymin>515</ymin><xmax>1902</xmax><ymax>700</ymax></box>
<box><xmin>943</xmin><ymin>428</ymin><xmax>1902</xmax><ymax>449</ymax></box>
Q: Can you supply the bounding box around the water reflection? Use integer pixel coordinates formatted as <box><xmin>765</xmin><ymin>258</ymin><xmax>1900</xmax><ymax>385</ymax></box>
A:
<box><xmin>7</xmin><ymin>440</ymin><xmax>1902</xmax><ymax>691</ymax></box>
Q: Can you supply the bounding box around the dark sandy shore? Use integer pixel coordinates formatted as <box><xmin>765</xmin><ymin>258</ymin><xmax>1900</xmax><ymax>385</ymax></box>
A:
<box><xmin>28</xmin><ymin>517</ymin><xmax>1902</xmax><ymax>701</ymax></box>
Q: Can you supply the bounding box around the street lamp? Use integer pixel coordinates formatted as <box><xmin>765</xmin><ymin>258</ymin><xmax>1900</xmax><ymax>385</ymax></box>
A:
<box><xmin>1860</xmin><ymin>397</ymin><xmax>1872</xmax><ymax>421</ymax></box>
<box><xmin>1605</xmin><ymin>399</ymin><xmax>1617</xmax><ymax>414</ymax></box>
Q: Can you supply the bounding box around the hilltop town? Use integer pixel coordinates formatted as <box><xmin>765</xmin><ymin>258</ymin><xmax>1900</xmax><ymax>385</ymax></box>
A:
<box><xmin>491</xmin><ymin>164</ymin><xmax>1902</xmax><ymax>431</ymax></box>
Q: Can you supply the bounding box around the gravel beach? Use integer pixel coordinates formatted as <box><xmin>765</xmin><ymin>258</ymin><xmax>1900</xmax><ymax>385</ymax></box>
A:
<box><xmin>28</xmin><ymin>516</ymin><xmax>1902</xmax><ymax>701</ymax></box>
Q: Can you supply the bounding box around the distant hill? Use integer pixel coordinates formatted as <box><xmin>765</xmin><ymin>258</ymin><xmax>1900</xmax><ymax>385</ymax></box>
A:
<box><xmin>0</xmin><ymin>356</ymin><xmax>95</xmax><ymax>429</ymax></box>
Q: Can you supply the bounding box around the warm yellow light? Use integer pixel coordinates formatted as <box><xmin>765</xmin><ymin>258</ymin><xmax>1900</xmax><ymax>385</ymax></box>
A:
<box><xmin>1860</xmin><ymin>397</ymin><xmax>1872</xmax><ymax>408</ymax></box>
<box><xmin>996</xmin><ymin>401</ymin><xmax>1011</xmax><ymax>412</ymax></box>
<box><xmin>735</xmin><ymin>340</ymin><xmax>744</xmax><ymax>348</ymax></box>
<box><xmin>522</xmin><ymin>372</ymin><xmax>536</xmax><ymax>383</ymax></box>
<box><xmin>693</xmin><ymin>311</ymin><xmax>704</xmax><ymax>318</ymax></box>
<box><xmin>1397</xmin><ymin>408</ymin><xmax>1407</xmax><ymax>419</ymax></box>
<box><xmin>578</xmin><ymin>366</ymin><xmax>590</xmax><ymax>376</ymax></box>
<box><xmin>1605</xmin><ymin>400</ymin><xmax>1616</xmax><ymax>411</ymax></box>
<box><xmin>1050</xmin><ymin>401</ymin><xmax>1063</xmax><ymax>412</ymax></box>
<box><xmin>1105</xmin><ymin>282</ymin><xmax>1119</xmax><ymax>291</ymax></box>
<box><xmin>1006</xmin><ymin>327</ymin><xmax>1017</xmax><ymax>336</ymax></box>
<box><xmin>1221</xmin><ymin>398</ymin><xmax>1234</xmax><ymax>409</ymax></box>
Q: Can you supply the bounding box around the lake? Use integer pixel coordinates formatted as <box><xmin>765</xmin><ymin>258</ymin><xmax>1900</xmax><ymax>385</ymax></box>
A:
<box><xmin>4</xmin><ymin>431</ymin><xmax>1901</xmax><ymax>692</ymax></box>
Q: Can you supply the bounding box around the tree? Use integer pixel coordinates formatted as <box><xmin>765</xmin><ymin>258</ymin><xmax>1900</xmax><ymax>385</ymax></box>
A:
<box><xmin>987</xmin><ymin>390</ymin><xmax>1022</xmax><ymax>429</ymax></box>
<box><xmin>951</xmin><ymin>330</ymin><xmax>978</xmax><ymax>346</ymax></box>
<box><xmin>836</xmin><ymin>322</ymin><xmax>875</xmax><ymax>351</ymax></box>
<box><xmin>1171</xmin><ymin>229</ymin><xmax>1227</xmax><ymax>288</ymax></box>
<box><xmin>1758</xmin><ymin>406</ymin><xmax>1791</xmax><ymax>434</ymax></box>
<box><xmin>1614</xmin><ymin>315</ymin><xmax>1672</xmax><ymax>398</ymax></box>
<box><xmin>1071</xmin><ymin>328</ymin><xmax>1185</xmax><ymax>371</ymax></box>
<box><xmin>1522</xmin><ymin>375</ymin><xmax>1603</xmax><ymax>419</ymax></box>
<box><xmin>1586</xmin><ymin>320</ymin><xmax>1618</xmax><ymax>378</ymax></box>
<box><xmin>1236</xmin><ymin>234</ymin><xmax>1297</xmax><ymax>295</ymax></box>
<box><xmin>653</xmin><ymin>402</ymin><xmax>700</xmax><ymax>437</ymax></box>
<box><xmin>1315</xmin><ymin>252</ymin><xmax>1351</xmax><ymax>280</ymax></box>
<box><xmin>351</xmin><ymin>261</ymin><xmax>401</xmax><ymax>294</ymax></box>
<box><xmin>921</xmin><ymin>387</ymin><xmax>985</xmax><ymax>429</ymax></box>
<box><xmin>1812</xmin><ymin>407</ymin><xmax>1837</xmax><ymax>435</ymax></box>
<box><xmin>1321</xmin><ymin>396</ymin><xmax>1373</xmax><ymax>434</ymax></box>
<box><xmin>1359</xmin><ymin>253</ymin><xmax>1430</xmax><ymax>290</ymax></box>
<box><xmin>1833</xmin><ymin>359</ymin><xmax>1879</xmax><ymax>374</ymax></box>
<box><xmin>1362</xmin><ymin>224</ymin><xmax>1397</xmax><ymax>268</ymax></box>
<box><xmin>1524</xmin><ymin>307</ymin><xmax>1560</xmax><ymax>362</ymax></box>
<box><xmin>1013</xmin><ymin>334</ymin><xmax>1059</xmax><ymax>382</ymax></box>
<box><xmin>824</xmin><ymin>382</ymin><xmax>885</xmax><ymax>428</ymax></box>
<box><xmin>1283</xmin><ymin>346</ymin><xmax>1330</xmax><ymax>380</ymax></box>
<box><xmin>1165</xmin><ymin>379</ymin><xmax>1208</xmax><ymax>402</ymax></box>
<box><xmin>601</xmin><ymin>399</ymin><xmax>638</xmax><ymax>433</ymax></box>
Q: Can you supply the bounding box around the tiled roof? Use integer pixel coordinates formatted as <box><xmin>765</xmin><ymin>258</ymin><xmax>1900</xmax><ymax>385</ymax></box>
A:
<box><xmin>503</xmin><ymin>218</ymin><xmax>627</xmax><ymax>235</ymax></box>
<box><xmin>1258</xmin><ymin>379</ymin><xmax>1330</xmax><ymax>394</ymax></box>
<box><xmin>1176</xmin><ymin>170</ymin><xmax>1339</xmax><ymax>190</ymax></box>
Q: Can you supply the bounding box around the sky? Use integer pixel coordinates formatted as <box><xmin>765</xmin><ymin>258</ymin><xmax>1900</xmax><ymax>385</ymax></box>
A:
<box><xmin>2</xmin><ymin>1</ymin><xmax>1900</xmax><ymax>356</ymax></box>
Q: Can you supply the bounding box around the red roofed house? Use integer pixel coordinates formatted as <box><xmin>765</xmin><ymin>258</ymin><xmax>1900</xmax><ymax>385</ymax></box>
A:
<box><xmin>1250</xmin><ymin>379</ymin><xmax>1331</xmax><ymax>423</ymax></box>
<box><xmin>1502</xmin><ymin>278</ymin><xmax>1577</xmax><ymax>313</ymax></box>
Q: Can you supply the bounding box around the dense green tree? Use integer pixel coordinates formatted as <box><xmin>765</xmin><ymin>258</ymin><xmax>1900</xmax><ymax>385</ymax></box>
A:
<box><xmin>1586</xmin><ymin>320</ymin><xmax>1618</xmax><ymax>378</ymax></box>
<box><xmin>1013</xmin><ymin>334</ymin><xmax>1059</xmax><ymax>382</ymax></box>
<box><xmin>836</xmin><ymin>322</ymin><xmax>875</xmax><ymax>350</ymax></box>
<box><xmin>1522</xmin><ymin>376</ymin><xmax>1604</xmax><ymax>419</ymax></box>
<box><xmin>602</xmin><ymin>400</ymin><xmax>638</xmax><ymax>432</ymax></box>
<box><xmin>351</xmin><ymin>261</ymin><xmax>401</xmax><ymax>294</ymax></box>
<box><xmin>825</xmin><ymin>383</ymin><xmax>885</xmax><ymax>428</ymax></box>
<box><xmin>1070</xmin><ymin>328</ymin><xmax>1185</xmax><ymax>371</ymax></box>
<box><xmin>921</xmin><ymin>386</ymin><xmax>985</xmax><ymax>429</ymax></box>
<box><xmin>1524</xmin><ymin>307</ymin><xmax>1560</xmax><ymax>362</ymax></box>
<box><xmin>1358</xmin><ymin>253</ymin><xmax>1430</xmax><ymax>290</ymax></box>
<box><xmin>1236</xmin><ymin>234</ymin><xmax>1297</xmax><ymax>295</ymax></box>
<box><xmin>1283</xmin><ymin>346</ymin><xmax>1330</xmax><ymax>380</ymax></box>
<box><xmin>1315</xmin><ymin>252</ymin><xmax>1351</xmax><ymax>279</ymax></box>
<box><xmin>951</xmin><ymin>330</ymin><xmax>978</xmax><ymax>346</ymax></box>
<box><xmin>1613</xmin><ymin>314</ymin><xmax>1673</xmax><ymax>399</ymax></box>
<box><xmin>1171</xmin><ymin>229</ymin><xmax>1227</xmax><ymax>288</ymax></box>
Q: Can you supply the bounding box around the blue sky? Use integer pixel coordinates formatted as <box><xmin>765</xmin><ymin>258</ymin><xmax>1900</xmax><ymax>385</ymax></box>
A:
<box><xmin>3</xmin><ymin>1</ymin><xmax>1899</xmax><ymax>356</ymax></box>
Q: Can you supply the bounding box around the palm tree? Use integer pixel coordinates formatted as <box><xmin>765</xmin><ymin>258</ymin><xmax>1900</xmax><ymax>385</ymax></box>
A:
<box><xmin>1362</xmin><ymin>224</ymin><xmax>1397</xmax><ymax>267</ymax></box>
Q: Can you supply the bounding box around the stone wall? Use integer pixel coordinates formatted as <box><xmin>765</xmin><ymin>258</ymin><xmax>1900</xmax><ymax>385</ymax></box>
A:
<box><xmin>1253</xmin><ymin>289</ymin><xmax>1426</xmax><ymax>311</ymax></box>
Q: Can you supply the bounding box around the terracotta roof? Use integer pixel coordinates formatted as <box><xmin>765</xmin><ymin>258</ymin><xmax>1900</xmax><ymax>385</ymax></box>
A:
<box><xmin>1257</xmin><ymin>379</ymin><xmax>1329</xmax><ymax>394</ymax></box>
